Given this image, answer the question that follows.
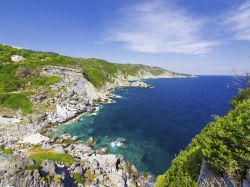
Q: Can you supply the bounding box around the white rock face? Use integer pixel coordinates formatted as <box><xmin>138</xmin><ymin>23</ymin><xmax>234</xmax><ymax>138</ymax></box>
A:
<box><xmin>42</xmin><ymin>66</ymin><xmax>99</xmax><ymax>123</ymax></box>
<box><xmin>56</xmin><ymin>105</ymin><xmax>78</xmax><ymax>120</ymax></box>
<box><xmin>130</xmin><ymin>81</ymin><xmax>151</xmax><ymax>88</ymax></box>
<box><xmin>65</xmin><ymin>141</ymin><xmax>135</xmax><ymax>186</ymax></box>
<box><xmin>0</xmin><ymin>116</ymin><xmax>21</xmax><ymax>125</ymax></box>
<box><xmin>18</xmin><ymin>133</ymin><xmax>49</xmax><ymax>145</ymax></box>
<box><xmin>11</xmin><ymin>55</ymin><xmax>24</xmax><ymax>62</ymax></box>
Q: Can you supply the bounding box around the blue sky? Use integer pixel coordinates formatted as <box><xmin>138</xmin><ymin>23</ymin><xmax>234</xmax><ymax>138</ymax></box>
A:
<box><xmin>0</xmin><ymin>0</ymin><xmax>250</xmax><ymax>75</ymax></box>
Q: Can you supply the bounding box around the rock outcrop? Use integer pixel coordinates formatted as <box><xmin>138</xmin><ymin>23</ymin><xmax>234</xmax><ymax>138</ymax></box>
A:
<box><xmin>42</xmin><ymin>66</ymin><xmax>99</xmax><ymax>123</ymax></box>
<box><xmin>198</xmin><ymin>160</ymin><xmax>250</xmax><ymax>187</ymax></box>
<box><xmin>11</xmin><ymin>55</ymin><xmax>24</xmax><ymax>62</ymax></box>
<box><xmin>0</xmin><ymin>134</ymin><xmax>152</xmax><ymax>187</ymax></box>
<box><xmin>130</xmin><ymin>81</ymin><xmax>151</xmax><ymax>88</ymax></box>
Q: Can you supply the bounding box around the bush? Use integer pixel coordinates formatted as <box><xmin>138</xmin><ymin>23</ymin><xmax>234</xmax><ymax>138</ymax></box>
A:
<box><xmin>73</xmin><ymin>173</ymin><xmax>85</xmax><ymax>184</ymax></box>
<box><xmin>24</xmin><ymin>163</ymin><xmax>40</xmax><ymax>170</ymax></box>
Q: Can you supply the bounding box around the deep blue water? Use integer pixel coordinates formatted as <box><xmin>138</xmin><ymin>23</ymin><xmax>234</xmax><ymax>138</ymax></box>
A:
<box><xmin>54</xmin><ymin>76</ymin><xmax>246</xmax><ymax>176</ymax></box>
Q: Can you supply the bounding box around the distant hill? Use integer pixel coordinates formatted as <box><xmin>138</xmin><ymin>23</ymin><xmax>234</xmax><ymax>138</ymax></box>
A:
<box><xmin>0</xmin><ymin>44</ymin><xmax>191</xmax><ymax>89</ymax></box>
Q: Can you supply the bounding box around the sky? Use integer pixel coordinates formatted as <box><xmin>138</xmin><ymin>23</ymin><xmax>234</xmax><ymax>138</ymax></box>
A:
<box><xmin>0</xmin><ymin>0</ymin><xmax>250</xmax><ymax>75</ymax></box>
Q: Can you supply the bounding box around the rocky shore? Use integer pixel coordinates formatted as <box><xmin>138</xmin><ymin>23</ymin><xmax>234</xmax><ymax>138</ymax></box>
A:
<box><xmin>0</xmin><ymin>65</ymin><xmax>191</xmax><ymax>186</ymax></box>
<box><xmin>0</xmin><ymin>134</ymin><xmax>153</xmax><ymax>187</ymax></box>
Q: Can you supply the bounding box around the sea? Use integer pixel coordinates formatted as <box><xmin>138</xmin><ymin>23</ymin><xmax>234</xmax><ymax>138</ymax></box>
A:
<box><xmin>53</xmin><ymin>76</ymin><xmax>248</xmax><ymax>176</ymax></box>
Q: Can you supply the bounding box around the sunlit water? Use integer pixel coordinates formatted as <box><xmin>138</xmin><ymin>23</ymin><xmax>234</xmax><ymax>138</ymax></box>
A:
<box><xmin>54</xmin><ymin>76</ymin><xmax>246</xmax><ymax>176</ymax></box>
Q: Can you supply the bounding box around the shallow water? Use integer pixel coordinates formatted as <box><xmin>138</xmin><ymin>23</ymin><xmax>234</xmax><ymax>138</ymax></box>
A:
<box><xmin>54</xmin><ymin>76</ymin><xmax>246</xmax><ymax>176</ymax></box>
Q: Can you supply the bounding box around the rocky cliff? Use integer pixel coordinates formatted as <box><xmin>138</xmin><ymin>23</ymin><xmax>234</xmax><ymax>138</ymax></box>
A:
<box><xmin>0</xmin><ymin>45</ymin><xmax>193</xmax><ymax>187</ymax></box>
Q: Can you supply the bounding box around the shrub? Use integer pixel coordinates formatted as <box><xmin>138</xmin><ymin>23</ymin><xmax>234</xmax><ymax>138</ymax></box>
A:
<box><xmin>73</xmin><ymin>173</ymin><xmax>85</xmax><ymax>184</ymax></box>
<box><xmin>52</xmin><ymin>177</ymin><xmax>61</xmax><ymax>183</ymax></box>
<box><xmin>24</xmin><ymin>162</ymin><xmax>40</xmax><ymax>170</ymax></box>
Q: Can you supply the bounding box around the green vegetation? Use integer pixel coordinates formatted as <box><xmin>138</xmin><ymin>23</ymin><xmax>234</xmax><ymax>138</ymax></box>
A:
<box><xmin>0</xmin><ymin>44</ymin><xmax>172</xmax><ymax>88</ymax></box>
<box><xmin>0</xmin><ymin>44</ymin><xmax>175</xmax><ymax>113</ymax></box>
<box><xmin>0</xmin><ymin>93</ymin><xmax>32</xmax><ymax>113</ymax></box>
<box><xmin>0</xmin><ymin>148</ymin><xmax>13</xmax><ymax>154</ymax></box>
<box><xmin>30</xmin><ymin>76</ymin><xmax>60</xmax><ymax>88</ymax></box>
<box><xmin>29</xmin><ymin>152</ymin><xmax>73</xmax><ymax>166</ymax></box>
<box><xmin>39</xmin><ymin>176</ymin><xmax>61</xmax><ymax>183</ymax></box>
<box><xmin>52</xmin><ymin>177</ymin><xmax>61</xmax><ymax>183</ymax></box>
<box><xmin>155</xmin><ymin>81</ymin><xmax>250</xmax><ymax>187</ymax></box>
<box><xmin>24</xmin><ymin>163</ymin><xmax>41</xmax><ymax>170</ymax></box>
<box><xmin>26</xmin><ymin>147</ymin><xmax>73</xmax><ymax>169</ymax></box>
<box><xmin>25</xmin><ymin>151</ymin><xmax>73</xmax><ymax>170</ymax></box>
<box><xmin>231</xmin><ymin>81</ymin><xmax>250</xmax><ymax>106</ymax></box>
<box><xmin>73</xmin><ymin>173</ymin><xmax>85</xmax><ymax>184</ymax></box>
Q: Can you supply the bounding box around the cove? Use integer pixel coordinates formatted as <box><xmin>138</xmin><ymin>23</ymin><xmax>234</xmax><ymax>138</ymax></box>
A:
<box><xmin>54</xmin><ymin>76</ymin><xmax>245</xmax><ymax>176</ymax></box>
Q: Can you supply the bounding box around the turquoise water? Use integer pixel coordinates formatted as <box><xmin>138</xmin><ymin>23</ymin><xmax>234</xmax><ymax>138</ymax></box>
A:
<box><xmin>54</xmin><ymin>76</ymin><xmax>246</xmax><ymax>176</ymax></box>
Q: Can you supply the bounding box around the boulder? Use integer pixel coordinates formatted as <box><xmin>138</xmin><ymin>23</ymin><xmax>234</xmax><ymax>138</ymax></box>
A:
<box><xmin>40</xmin><ymin>160</ymin><xmax>56</xmax><ymax>177</ymax></box>
<box><xmin>130</xmin><ymin>81</ymin><xmax>151</xmax><ymax>88</ymax></box>
<box><xmin>11</xmin><ymin>55</ymin><xmax>24</xmax><ymax>62</ymax></box>
<box><xmin>86</xmin><ymin>136</ymin><xmax>95</xmax><ymax>146</ymax></box>
<box><xmin>52</xmin><ymin>144</ymin><xmax>65</xmax><ymax>154</ymax></box>
<box><xmin>19</xmin><ymin>133</ymin><xmax>49</xmax><ymax>145</ymax></box>
<box><xmin>73</xmin><ymin>166</ymin><xmax>84</xmax><ymax>175</ymax></box>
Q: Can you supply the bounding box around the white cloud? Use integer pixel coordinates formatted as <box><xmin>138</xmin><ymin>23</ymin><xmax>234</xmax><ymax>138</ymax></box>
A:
<box><xmin>107</xmin><ymin>1</ymin><xmax>219</xmax><ymax>54</ymax></box>
<box><xmin>226</xmin><ymin>0</ymin><xmax>250</xmax><ymax>40</ymax></box>
<box><xmin>11</xmin><ymin>45</ymin><xmax>23</xmax><ymax>49</ymax></box>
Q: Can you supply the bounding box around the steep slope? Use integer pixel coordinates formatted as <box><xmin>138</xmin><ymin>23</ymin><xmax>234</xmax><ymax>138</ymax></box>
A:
<box><xmin>155</xmin><ymin>81</ymin><xmax>250</xmax><ymax>187</ymax></box>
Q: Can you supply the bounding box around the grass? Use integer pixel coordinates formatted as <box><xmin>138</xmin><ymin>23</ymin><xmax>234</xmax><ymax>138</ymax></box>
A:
<box><xmin>30</xmin><ymin>76</ymin><xmax>60</xmax><ymax>88</ymax></box>
<box><xmin>0</xmin><ymin>93</ymin><xmax>32</xmax><ymax>113</ymax></box>
<box><xmin>24</xmin><ymin>162</ymin><xmax>41</xmax><ymax>170</ymax></box>
<box><xmin>73</xmin><ymin>173</ymin><xmax>85</xmax><ymax>184</ymax></box>
<box><xmin>29</xmin><ymin>152</ymin><xmax>73</xmax><ymax>165</ymax></box>
<box><xmin>52</xmin><ymin>176</ymin><xmax>62</xmax><ymax>183</ymax></box>
<box><xmin>25</xmin><ymin>147</ymin><xmax>73</xmax><ymax>170</ymax></box>
<box><xmin>0</xmin><ymin>148</ymin><xmax>13</xmax><ymax>154</ymax></box>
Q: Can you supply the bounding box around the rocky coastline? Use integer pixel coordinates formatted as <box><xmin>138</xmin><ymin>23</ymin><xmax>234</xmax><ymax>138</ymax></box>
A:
<box><xmin>0</xmin><ymin>65</ymin><xmax>192</xmax><ymax>186</ymax></box>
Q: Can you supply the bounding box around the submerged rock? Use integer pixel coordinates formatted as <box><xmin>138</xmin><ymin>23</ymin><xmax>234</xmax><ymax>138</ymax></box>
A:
<box><xmin>111</xmin><ymin>138</ymin><xmax>126</xmax><ymax>148</ymax></box>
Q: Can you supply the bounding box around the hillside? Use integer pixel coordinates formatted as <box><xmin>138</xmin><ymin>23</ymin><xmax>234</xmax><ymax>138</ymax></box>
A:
<box><xmin>0</xmin><ymin>44</ymin><xmax>189</xmax><ymax>88</ymax></box>
<box><xmin>0</xmin><ymin>45</ymin><xmax>192</xmax><ymax>186</ymax></box>
<box><xmin>155</xmin><ymin>80</ymin><xmax>250</xmax><ymax>186</ymax></box>
<box><xmin>0</xmin><ymin>45</ymin><xmax>190</xmax><ymax>115</ymax></box>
